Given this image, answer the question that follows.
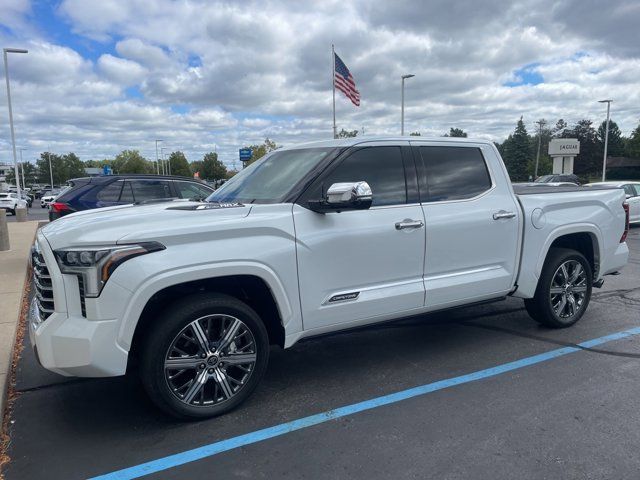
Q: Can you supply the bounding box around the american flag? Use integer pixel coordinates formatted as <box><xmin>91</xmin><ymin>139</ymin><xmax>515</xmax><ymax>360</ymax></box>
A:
<box><xmin>334</xmin><ymin>52</ymin><xmax>360</xmax><ymax>107</ymax></box>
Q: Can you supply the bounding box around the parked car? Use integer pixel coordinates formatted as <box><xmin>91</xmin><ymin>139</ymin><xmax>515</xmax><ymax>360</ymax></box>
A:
<box><xmin>586</xmin><ymin>181</ymin><xmax>640</xmax><ymax>224</ymax></box>
<box><xmin>48</xmin><ymin>175</ymin><xmax>215</xmax><ymax>221</ymax></box>
<box><xmin>29</xmin><ymin>137</ymin><xmax>629</xmax><ymax>419</ymax></box>
<box><xmin>0</xmin><ymin>192</ymin><xmax>20</xmax><ymax>215</ymax></box>
<box><xmin>534</xmin><ymin>174</ymin><xmax>580</xmax><ymax>185</ymax></box>
<box><xmin>40</xmin><ymin>190</ymin><xmax>59</xmax><ymax>208</ymax></box>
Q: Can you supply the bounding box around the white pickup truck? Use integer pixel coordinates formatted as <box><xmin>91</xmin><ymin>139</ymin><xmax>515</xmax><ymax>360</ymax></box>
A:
<box><xmin>29</xmin><ymin>137</ymin><xmax>630</xmax><ymax>419</ymax></box>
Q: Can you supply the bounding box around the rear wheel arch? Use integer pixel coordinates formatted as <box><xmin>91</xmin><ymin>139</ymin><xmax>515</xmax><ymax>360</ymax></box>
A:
<box><xmin>538</xmin><ymin>230</ymin><xmax>600</xmax><ymax>280</ymax></box>
<box><xmin>128</xmin><ymin>275</ymin><xmax>285</xmax><ymax>371</ymax></box>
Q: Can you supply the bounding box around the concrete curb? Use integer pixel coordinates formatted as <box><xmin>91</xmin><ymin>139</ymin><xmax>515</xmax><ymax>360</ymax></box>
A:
<box><xmin>0</xmin><ymin>221</ymin><xmax>39</xmax><ymax>425</ymax></box>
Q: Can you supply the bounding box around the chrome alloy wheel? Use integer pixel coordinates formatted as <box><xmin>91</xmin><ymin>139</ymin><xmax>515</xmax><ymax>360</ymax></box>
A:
<box><xmin>549</xmin><ymin>260</ymin><xmax>588</xmax><ymax>319</ymax></box>
<box><xmin>164</xmin><ymin>315</ymin><xmax>257</xmax><ymax>406</ymax></box>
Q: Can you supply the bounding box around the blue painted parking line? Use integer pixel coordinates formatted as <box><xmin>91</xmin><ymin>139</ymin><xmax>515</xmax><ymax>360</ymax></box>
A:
<box><xmin>90</xmin><ymin>326</ymin><xmax>640</xmax><ymax>480</ymax></box>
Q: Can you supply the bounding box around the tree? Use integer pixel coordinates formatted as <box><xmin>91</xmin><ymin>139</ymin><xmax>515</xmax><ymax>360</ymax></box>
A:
<box><xmin>444</xmin><ymin>127</ymin><xmax>468</xmax><ymax>137</ymax></box>
<box><xmin>552</xmin><ymin>119</ymin><xmax>568</xmax><ymax>138</ymax></box>
<box><xmin>568</xmin><ymin>120</ymin><xmax>599</xmax><ymax>178</ymax></box>
<box><xmin>597</xmin><ymin>120</ymin><xmax>625</xmax><ymax>158</ymax></box>
<box><xmin>501</xmin><ymin>117</ymin><xmax>530</xmax><ymax>182</ymax></box>
<box><xmin>337</xmin><ymin>129</ymin><xmax>358</xmax><ymax>138</ymax></box>
<box><xmin>190</xmin><ymin>160</ymin><xmax>204</xmax><ymax>178</ymax></box>
<box><xmin>113</xmin><ymin>150</ymin><xmax>153</xmax><ymax>174</ymax></box>
<box><xmin>36</xmin><ymin>152</ymin><xmax>65</xmax><ymax>186</ymax></box>
<box><xmin>168</xmin><ymin>151</ymin><xmax>191</xmax><ymax>177</ymax></box>
<box><xmin>200</xmin><ymin>152</ymin><xmax>227</xmax><ymax>181</ymax></box>
<box><xmin>245</xmin><ymin>138</ymin><xmax>278</xmax><ymax>166</ymax></box>
<box><xmin>626</xmin><ymin>121</ymin><xmax>640</xmax><ymax>158</ymax></box>
<box><xmin>62</xmin><ymin>152</ymin><xmax>86</xmax><ymax>180</ymax></box>
<box><xmin>409</xmin><ymin>131</ymin><xmax>421</xmax><ymax>136</ymax></box>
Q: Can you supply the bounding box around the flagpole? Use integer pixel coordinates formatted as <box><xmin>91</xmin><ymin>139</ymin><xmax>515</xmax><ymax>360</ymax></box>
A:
<box><xmin>332</xmin><ymin>44</ymin><xmax>337</xmax><ymax>139</ymax></box>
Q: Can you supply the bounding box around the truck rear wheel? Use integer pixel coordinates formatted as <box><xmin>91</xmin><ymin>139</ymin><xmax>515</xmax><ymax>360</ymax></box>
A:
<box><xmin>140</xmin><ymin>293</ymin><xmax>269</xmax><ymax>419</ymax></box>
<box><xmin>524</xmin><ymin>248</ymin><xmax>592</xmax><ymax>328</ymax></box>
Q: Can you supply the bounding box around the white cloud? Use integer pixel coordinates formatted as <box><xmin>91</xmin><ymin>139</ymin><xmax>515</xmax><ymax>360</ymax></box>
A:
<box><xmin>0</xmin><ymin>0</ymin><xmax>638</xmax><ymax>168</ymax></box>
<box><xmin>97</xmin><ymin>54</ymin><xmax>148</xmax><ymax>86</ymax></box>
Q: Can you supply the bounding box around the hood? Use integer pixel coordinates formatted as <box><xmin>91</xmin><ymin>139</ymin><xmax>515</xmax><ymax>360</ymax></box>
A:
<box><xmin>41</xmin><ymin>200</ymin><xmax>251</xmax><ymax>250</ymax></box>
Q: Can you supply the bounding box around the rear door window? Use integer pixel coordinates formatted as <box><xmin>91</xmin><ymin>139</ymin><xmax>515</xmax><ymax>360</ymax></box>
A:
<box><xmin>96</xmin><ymin>181</ymin><xmax>123</xmax><ymax>203</ymax></box>
<box><xmin>129</xmin><ymin>180</ymin><xmax>172</xmax><ymax>202</ymax></box>
<box><xmin>120</xmin><ymin>181</ymin><xmax>135</xmax><ymax>203</ymax></box>
<box><xmin>417</xmin><ymin>146</ymin><xmax>492</xmax><ymax>202</ymax></box>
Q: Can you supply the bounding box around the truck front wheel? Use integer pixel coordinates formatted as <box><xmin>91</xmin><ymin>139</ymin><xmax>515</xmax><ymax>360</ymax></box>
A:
<box><xmin>140</xmin><ymin>293</ymin><xmax>269</xmax><ymax>419</ymax></box>
<box><xmin>524</xmin><ymin>248</ymin><xmax>593</xmax><ymax>328</ymax></box>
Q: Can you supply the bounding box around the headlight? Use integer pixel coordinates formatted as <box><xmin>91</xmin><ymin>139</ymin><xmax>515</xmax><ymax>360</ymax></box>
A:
<box><xmin>54</xmin><ymin>242</ymin><xmax>165</xmax><ymax>297</ymax></box>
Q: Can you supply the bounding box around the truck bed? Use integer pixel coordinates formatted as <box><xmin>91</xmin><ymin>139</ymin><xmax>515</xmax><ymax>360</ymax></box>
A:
<box><xmin>513</xmin><ymin>184</ymin><xmax>622</xmax><ymax>195</ymax></box>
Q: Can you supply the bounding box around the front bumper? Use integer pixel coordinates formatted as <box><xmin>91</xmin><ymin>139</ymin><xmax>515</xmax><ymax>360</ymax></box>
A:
<box><xmin>29</xmin><ymin>297</ymin><xmax>128</xmax><ymax>377</ymax></box>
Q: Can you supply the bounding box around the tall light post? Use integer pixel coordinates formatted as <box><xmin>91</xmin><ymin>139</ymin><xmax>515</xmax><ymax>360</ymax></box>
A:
<box><xmin>19</xmin><ymin>148</ymin><xmax>26</xmax><ymax>190</ymax></box>
<box><xmin>3</xmin><ymin>47</ymin><xmax>28</xmax><ymax>200</ymax></box>
<box><xmin>161</xmin><ymin>147</ymin><xmax>167</xmax><ymax>175</ymax></box>
<box><xmin>599</xmin><ymin>99</ymin><xmax>612</xmax><ymax>182</ymax></box>
<box><xmin>155</xmin><ymin>139</ymin><xmax>162</xmax><ymax>175</ymax></box>
<box><xmin>401</xmin><ymin>74</ymin><xmax>415</xmax><ymax>136</ymax></box>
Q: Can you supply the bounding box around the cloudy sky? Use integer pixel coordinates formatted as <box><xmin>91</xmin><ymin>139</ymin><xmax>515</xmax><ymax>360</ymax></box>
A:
<box><xmin>0</xmin><ymin>0</ymin><xmax>639</xmax><ymax>169</ymax></box>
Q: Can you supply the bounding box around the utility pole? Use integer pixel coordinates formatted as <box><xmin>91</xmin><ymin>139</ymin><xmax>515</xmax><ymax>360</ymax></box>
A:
<box><xmin>599</xmin><ymin>99</ymin><xmax>612</xmax><ymax>182</ymax></box>
<box><xmin>534</xmin><ymin>119</ymin><xmax>547</xmax><ymax>179</ymax></box>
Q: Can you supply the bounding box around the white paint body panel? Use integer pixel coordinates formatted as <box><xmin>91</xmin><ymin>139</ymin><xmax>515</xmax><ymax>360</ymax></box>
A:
<box><xmin>28</xmin><ymin>137</ymin><xmax>629</xmax><ymax>377</ymax></box>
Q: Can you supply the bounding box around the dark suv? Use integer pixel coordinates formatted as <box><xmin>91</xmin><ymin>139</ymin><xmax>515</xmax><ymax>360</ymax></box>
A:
<box><xmin>49</xmin><ymin>175</ymin><xmax>215</xmax><ymax>221</ymax></box>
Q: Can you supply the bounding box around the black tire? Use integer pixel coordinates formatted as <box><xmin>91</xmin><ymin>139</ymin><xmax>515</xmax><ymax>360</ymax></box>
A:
<box><xmin>140</xmin><ymin>293</ymin><xmax>269</xmax><ymax>419</ymax></box>
<box><xmin>524</xmin><ymin>247</ymin><xmax>592</xmax><ymax>328</ymax></box>
<box><xmin>8</xmin><ymin>209</ymin><xmax>15</xmax><ymax>216</ymax></box>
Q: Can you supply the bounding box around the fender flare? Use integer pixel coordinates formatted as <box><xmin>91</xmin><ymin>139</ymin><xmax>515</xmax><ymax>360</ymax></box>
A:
<box><xmin>535</xmin><ymin>223</ymin><xmax>602</xmax><ymax>279</ymax></box>
<box><xmin>115</xmin><ymin>261</ymin><xmax>295</xmax><ymax>351</ymax></box>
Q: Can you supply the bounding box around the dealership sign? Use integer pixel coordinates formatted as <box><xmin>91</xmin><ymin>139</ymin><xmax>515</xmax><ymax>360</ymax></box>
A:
<box><xmin>549</xmin><ymin>139</ymin><xmax>580</xmax><ymax>156</ymax></box>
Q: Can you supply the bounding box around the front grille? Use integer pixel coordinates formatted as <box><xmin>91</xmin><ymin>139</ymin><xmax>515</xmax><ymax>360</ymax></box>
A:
<box><xmin>32</xmin><ymin>247</ymin><xmax>55</xmax><ymax>320</ymax></box>
<box><xmin>78</xmin><ymin>276</ymin><xmax>86</xmax><ymax>317</ymax></box>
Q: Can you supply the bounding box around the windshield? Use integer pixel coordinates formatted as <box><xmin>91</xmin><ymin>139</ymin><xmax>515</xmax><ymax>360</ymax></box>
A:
<box><xmin>208</xmin><ymin>147</ymin><xmax>334</xmax><ymax>204</ymax></box>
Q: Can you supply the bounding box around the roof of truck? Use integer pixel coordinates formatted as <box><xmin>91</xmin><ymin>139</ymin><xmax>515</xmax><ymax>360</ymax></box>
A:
<box><xmin>283</xmin><ymin>136</ymin><xmax>493</xmax><ymax>150</ymax></box>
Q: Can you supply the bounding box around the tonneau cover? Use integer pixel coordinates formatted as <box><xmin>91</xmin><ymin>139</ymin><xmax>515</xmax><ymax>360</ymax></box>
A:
<box><xmin>513</xmin><ymin>184</ymin><xmax>622</xmax><ymax>195</ymax></box>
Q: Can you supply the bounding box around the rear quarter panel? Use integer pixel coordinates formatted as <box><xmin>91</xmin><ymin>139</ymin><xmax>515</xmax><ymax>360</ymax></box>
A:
<box><xmin>514</xmin><ymin>188</ymin><xmax>627</xmax><ymax>298</ymax></box>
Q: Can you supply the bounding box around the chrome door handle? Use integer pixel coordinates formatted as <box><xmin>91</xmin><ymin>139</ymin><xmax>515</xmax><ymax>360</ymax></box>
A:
<box><xmin>493</xmin><ymin>211</ymin><xmax>516</xmax><ymax>220</ymax></box>
<box><xmin>395</xmin><ymin>219</ymin><xmax>424</xmax><ymax>230</ymax></box>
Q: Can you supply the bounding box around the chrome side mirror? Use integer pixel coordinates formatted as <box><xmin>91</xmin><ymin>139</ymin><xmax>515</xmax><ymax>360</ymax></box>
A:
<box><xmin>309</xmin><ymin>181</ymin><xmax>373</xmax><ymax>212</ymax></box>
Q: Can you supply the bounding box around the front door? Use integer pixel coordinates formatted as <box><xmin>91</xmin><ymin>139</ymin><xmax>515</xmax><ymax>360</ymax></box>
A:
<box><xmin>293</xmin><ymin>143</ymin><xmax>426</xmax><ymax>332</ymax></box>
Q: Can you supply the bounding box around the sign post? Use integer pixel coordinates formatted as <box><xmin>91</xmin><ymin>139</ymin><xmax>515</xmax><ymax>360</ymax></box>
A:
<box><xmin>548</xmin><ymin>139</ymin><xmax>580</xmax><ymax>175</ymax></box>
<box><xmin>239</xmin><ymin>148</ymin><xmax>252</xmax><ymax>168</ymax></box>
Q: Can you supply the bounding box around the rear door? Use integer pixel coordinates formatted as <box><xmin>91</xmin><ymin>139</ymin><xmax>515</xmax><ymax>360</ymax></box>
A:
<box><xmin>414</xmin><ymin>143</ymin><xmax>521</xmax><ymax>308</ymax></box>
<box><xmin>293</xmin><ymin>142</ymin><xmax>426</xmax><ymax>331</ymax></box>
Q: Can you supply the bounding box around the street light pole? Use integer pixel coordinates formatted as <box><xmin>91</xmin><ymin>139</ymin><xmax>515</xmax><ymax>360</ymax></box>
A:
<box><xmin>3</xmin><ymin>48</ymin><xmax>28</xmax><ymax>200</ymax></box>
<box><xmin>534</xmin><ymin>119</ymin><xmax>546</xmax><ymax>179</ymax></box>
<box><xmin>401</xmin><ymin>74</ymin><xmax>415</xmax><ymax>136</ymax></box>
<box><xmin>599</xmin><ymin>99</ymin><xmax>612</xmax><ymax>182</ymax></box>
<box><xmin>161</xmin><ymin>147</ymin><xmax>167</xmax><ymax>175</ymax></box>
<box><xmin>155</xmin><ymin>139</ymin><xmax>162</xmax><ymax>175</ymax></box>
<box><xmin>19</xmin><ymin>148</ymin><xmax>26</xmax><ymax>190</ymax></box>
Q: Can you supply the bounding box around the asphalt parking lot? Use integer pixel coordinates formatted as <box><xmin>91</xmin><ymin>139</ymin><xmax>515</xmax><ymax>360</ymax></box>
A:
<box><xmin>4</xmin><ymin>207</ymin><xmax>49</xmax><ymax>223</ymax></box>
<box><xmin>3</xmin><ymin>227</ymin><xmax>639</xmax><ymax>480</ymax></box>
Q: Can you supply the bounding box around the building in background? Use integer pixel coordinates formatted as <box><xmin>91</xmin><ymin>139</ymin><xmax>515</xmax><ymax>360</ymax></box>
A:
<box><xmin>0</xmin><ymin>162</ymin><xmax>14</xmax><ymax>191</ymax></box>
<box><xmin>606</xmin><ymin>157</ymin><xmax>640</xmax><ymax>180</ymax></box>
